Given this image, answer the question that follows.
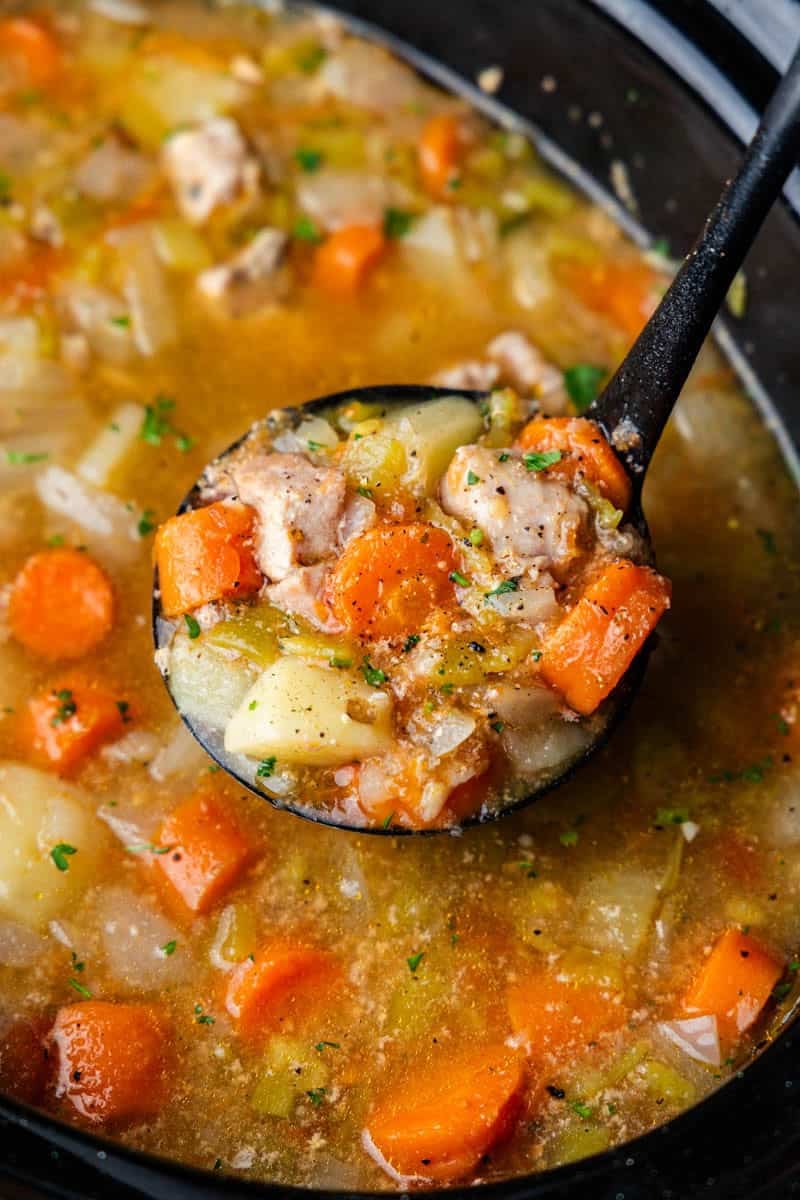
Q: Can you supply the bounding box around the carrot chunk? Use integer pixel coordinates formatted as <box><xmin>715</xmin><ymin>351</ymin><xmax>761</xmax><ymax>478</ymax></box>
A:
<box><xmin>329</xmin><ymin>522</ymin><xmax>456</xmax><ymax>640</ymax></box>
<box><xmin>507</xmin><ymin>971</ymin><xmax>626</xmax><ymax>1064</ymax></box>
<box><xmin>683</xmin><ymin>928</ymin><xmax>783</xmax><ymax>1042</ymax></box>
<box><xmin>26</xmin><ymin>674</ymin><xmax>127</xmax><ymax>774</ymax></box>
<box><xmin>0</xmin><ymin>18</ymin><xmax>61</xmax><ymax>88</ymax></box>
<box><xmin>8</xmin><ymin>548</ymin><xmax>114</xmax><ymax>661</ymax></box>
<box><xmin>312</xmin><ymin>224</ymin><xmax>386</xmax><ymax>294</ymax></box>
<box><xmin>540</xmin><ymin>560</ymin><xmax>671</xmax><ymax>715</ymax></box>
<box><xmin>156</xmin><ymin>791</ymin><xmax>252</xmax><ymax>915</ymax></box>
<box><xmin>365</xmin><ymin>1044</ymin><xmax>525</xmax><ymax>1183</ymax></box>
<box><xmin>0</xmin><ymin>1017</ymin><xmax>50</xmax><ymax>1105</ymax></box>
<box><xmin>50</xmin><ymin>1002</ymin><xmax>168</xmax><ymax>1125</ymax></box>
<box><xmin>516</xmin><ymin>416</ymin><xmax>632</xmax><ymax>512</ymax></box>
<box><xmin>155</xmin><ymin>501</ymin><xmax>261</xmax><ymax>618</ymax></box>
<box><xmin>418</xmin><ymin>114</ymin><xmax>466</xmax><ymax>198</ymax></box>
<box><xmin>225</xmin><ymin>941</ymin><xmax>339</xmax><ymax>1040</ymax></box>
<box><xmin>553</xmin><ymin>257</ymin><xmax>656</xmax><ymax>341</ymax></box>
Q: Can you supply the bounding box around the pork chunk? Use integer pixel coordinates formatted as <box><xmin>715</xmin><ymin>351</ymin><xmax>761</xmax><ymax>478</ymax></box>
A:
<box><xmin>197</xmin><ymin>229</ymin><xmax>289</xmax><ymax>317</ymax></box>
<box><xmin>265</xmin><ymin>563</ymin><xmax>343</xmax><ymax>633</ymax></box>
<box><xmin>486</xmin><ymin>331</ymin><xmax>567</xmax><ymax>413</ymax></box>
<box><xmin>440</xmin><ymin>445</ymin><xmax>588</xmax><ymax>574</ymax></box>
<box><xmin>74</xmin><ymin>137</ymin><xmax>156</xmax><ymax>204</ymax></box>
<box><xmin>162</xmin><ymin>118</ymin><xmax>259</xmax><ymax>225</ymax></box>
<box><xmin>231</xmin><ymin>452</ymin><xmax>346</xmax><ymax>582</ymax></box>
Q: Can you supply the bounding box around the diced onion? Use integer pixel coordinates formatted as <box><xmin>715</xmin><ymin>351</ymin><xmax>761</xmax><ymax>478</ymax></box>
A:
<box><xmin>35</xmin><ymin>465</ymin><xmax>142</xmax><ymax>565</ymax></box>
<box><xmin>76</xmin><ymin>402</ymin><xmax>145</xmax><ymax>488</ymax></box>
<box><xmin>427</xmin><ymin>710</ymin><xmax>476</xmax><ymax>758</ymax></box>
<box><xmin>106</xmin><ymin>227</ymin><xmax>178</xmax><ymax>357</ymax></box>
<box><xmin>89</xmin><ymin>0</ymin><xmax>149</xmax><ymax>24</ymax></box>
<box><xmin>97</xmin><ymin>887</ymin><xmax>190</xmax><ymax>992</ymax></box>
<box><xmin>149</xmin><ymin>721</ymin><xmax>209</xmax><ymax>783</ymax></box>
<box><xmin>100</xmin><ymin>729</ymin><xmax>162</xmax><ymax>766</ymax></box>
<box><xmin>658</xmin><ymin>1015</ymin><xmax>721</xmax><ymax>1067</ymax></box>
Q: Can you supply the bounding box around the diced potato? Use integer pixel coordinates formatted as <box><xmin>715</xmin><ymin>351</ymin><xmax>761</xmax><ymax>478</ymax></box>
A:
<box><xmin>251</xmin><ymin>1036</ymin><xmax>329</xmax><ymax>1119</ymax></box>
<box><xmin>0</xmin><ymin>763</ymin><xmax>109</xmax><ymax>929</ymax></box>
<box><xmin>579</xmin><ymin>868</ymin><xmax>661</xmax><ymax>957</ymax></box>
<box><xmin>637</xmin><ymin>1060</ymin><xmax>696</xmax><ymax>1107</ymax></box>
<box><xmin>557</xmin><ymin>946</ymin><xmax>625</xmax><ymax>992</ymax></box>
<box><xmin>386</xmin><ymin>961</ymin><xmax>453</xmax><ymax>1040</ymax></box>
<box><xmin>169</xmin><ymin>629</ymin><xmax>259</xmax><ymax>732</ymax></box>
<box><xmin>340</xmin><ymin>431</ymin><xmax>406</xmax><ymax>500</ymax></box>
<box><xmin>119</xmin><ymin>59</ymin><xmax>244</xmax><ymax>149</ymax></box>
<box><xmin>205</xmin><ymin>607</ymin><xmax>288</xmax><ymax>667</ymax></box>
<box><xmin>384</xmin><ymin>396</ymin><xmax>483</xmax><ymax>495</ymax></box>
<box><xmin>225</xmin><ymin>658</ymin><xmax>394</xmax><ymax>767</ymax></box>
<box><xmin>153</xmin><ymin>220</ymin><xmax>213</xmax><ymax>272</ymax></box>
<box><xmin>296</xmin><ymin>416</ymin><xmax>339</xmax><ymax>452</ymax></box>
<box><xmin>75</xmin><ymin>402</ymin><xmax>145</xmax><ymax>489</ymax></box>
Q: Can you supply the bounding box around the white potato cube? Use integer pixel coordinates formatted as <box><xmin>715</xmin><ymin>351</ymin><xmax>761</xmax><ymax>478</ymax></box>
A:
<box><xmin>384</xmin><ymin>395</ymin><xmax>483</xmax><ymax>495</ymax></box>
<box><xmin>225</xmin><ymin>657</ymin><xmax>393</xmax><ymax>767</ymax></box>
<box><xmin>0</xmin><ymin>762</ymin><xmax>109</xmax><ymax>929</ymax></box>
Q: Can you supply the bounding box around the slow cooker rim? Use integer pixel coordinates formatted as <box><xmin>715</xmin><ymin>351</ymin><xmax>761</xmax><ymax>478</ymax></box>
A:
<box><xmin>2</xmin><ymin>1</ymin><xmax>799</xmax><ymax>1197</ymax></box>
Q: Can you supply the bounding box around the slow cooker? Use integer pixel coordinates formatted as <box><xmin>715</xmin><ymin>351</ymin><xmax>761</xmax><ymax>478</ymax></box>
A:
<box><xmin>2</xmin><ymin>1</ymin><xmax>800</xmax><ymax>1196</ymax></box>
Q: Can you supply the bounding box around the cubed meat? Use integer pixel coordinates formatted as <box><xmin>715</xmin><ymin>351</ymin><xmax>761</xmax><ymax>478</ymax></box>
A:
<box><xmin>197</xmin><ymin>229</ymin><xmax>289</xmax><ymax>317</ymax></box>
<box><xmin>161</xmin><ymin>117</ymin><xmax>259</xmax><ymax>225</ymax></box>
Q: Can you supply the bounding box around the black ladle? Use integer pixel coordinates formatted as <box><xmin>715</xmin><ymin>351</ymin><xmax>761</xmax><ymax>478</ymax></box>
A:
<box><xmin>154</xmin><ymin>44</ymin><xmax>800</xmax><ymax>834</ymax></box>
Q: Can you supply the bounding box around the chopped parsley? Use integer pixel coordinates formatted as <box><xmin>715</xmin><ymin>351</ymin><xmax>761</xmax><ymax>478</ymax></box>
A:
<box><xmin>382</xmin><ymin>811</ymin><xmax>395</xmax><ymax>829</ymax></box>
<box><xmin>50</xmin><ymin>688</ymin><xmax>77</xmax><ymax>727</ymax></box>
<box><xmin>449</xmin><ymin>570</ymin><xmax>470</xmax><ymax>587</ymax></box>
<box><xmin>757</xmin><ymin>528</ymin><xmax>777</xmax><ymax>556</ymax></box>
<box><xmin>403</xmin><ymin>634</ymin><xmax>420</xmax><ymax>653</ymax></box>
<box><xmin>294</xmin><ymin>214</ymin><xmax>323</xmax><ymax>243</ymax></box>
<box><xmin>194</xmin><ymin>1004</ymin><xmax>215</xmax><ymax>1026</ymax></box>
<box><xmin>356</xmin><ymin>485</ymin><xmax>373</xmax><ymax>499</ymax></box>
<box><xmin>248</xmin><ymin>700</ymin><xmax>258</xmax><ymax>711</ymax></box>
<box><xmin>559</xmin><ymin>830</ymin><xmax>579</xmax><ymax>848</ymax></box>
<box><xmin>175</xmin><ymin>433</ymin><xmax>194</xmax><ymax>454</ymax></box>
<box><xmin>109</xmin><ymin>315</ymin><xmax>131</xmax><ymax>328</ymax></box>
<box><xmin>46</xmin><ymin>533</ymin><xmax>65</xmax><ymax>547</ymax></box>
<box><xmin>491</xmin><ymin>720</ymin><xmax>505</xmax><ymax>734</ymax></box>
<box><xmin>295</xmin><ymin>147</ymin><xmax>324</xmax><ymax>173</ymax></box>
<box><xmin>70</xmin><ymin>951</ymin><xmax>84</xmax><ymax>973</ymax></box>
<box><xmin>570</xmin><ymin>1100</ymin><xmax>593</xmax><ymax>1119</ymax></box>
<box><xmin>523</xmin><ymin>449</ymin><xmax>563</xmax><ymax>473</ymax></box>
<box><xmin>362</xmin><ymin>659</ymin><xmax>387</xmax><ymax>687</ymax></box>
<box><xmin>140</xmin><ymin>395</ymin><xmax>175</xmax><ymax>445</ymax></box>
<box><xmin>330</xmin><ymin>655</ymin><xmax>352</xmax><ymax>669</ymax></box>
<box><xmin>383</xmin><ymin>208</ymin><xmax>416</xmax><ymax>239</ymax></box>
<box><xmin>315</xmin><ymin>1041</ymin><xmax>340</xmax><ymax>1052</ymax></box>
<box><xmin>138</xmin><ymin>509</ymin><xmax>156</xmax><ymax>537</ymax></box>
<box><xmin>517</xmin><ymin>860</ymin><xmax>537</xmax><ymax>877</ymax></box>
<box><xmin>125</xmin><ymin>843</ymin><xmax>172</xmax><ymax>855</ymax></box>
<box><xmin>655</xmin><ymin>807</ymin><xmax>690</xmax><ymax>826</ymax></box>
<box><xmin>407</xmin><ymin>951</ymin><xmax>425</xmax><ymax>974</ymax></box>
<box><xmin>485</xmin><ymin>577</ymin><xmax>520</xmax><ymax>600</ymax></box>
<box><xmin>497</xmin><ymin>452</ymin><xmax>510</xmax><ymax>462</ymax></box>
<box><xmin>774</xmin><ymin>713</ymin><xmax>791</xmax><ymax>736</ymax></box>
<box><xmin>6</xmin><ymin>450</ymin><xmax>49</xmax><ymax>465</ymax></box>
<box><xmin>68</xmin><ymin>978</ymin><xmax>92</xmax><ymax>999</ymax></box>
<box><xmin>296</xmin><ymin>43</ymin><xmax>327</xmax><ymax>73</ymax></box>
<box><xmin>773</xmin><ymin>981</ymin><xmax>792</xmax><ymax>1001</ymax></box>
<box><xmin>531</xmin><ymin>649</ymin><xmax>543</xmax><ymax>663</ymax></box>
<box><xmin>564</xmin><ymin>364</ymin><xmax>605</xmax><ymax>412</ymax></box>
<box><xmin>257</xmin><ymin>757</ymin><xmax>277</xmax><ymax>778</ymax></box>
<box><xmin>50</xmin><ymin>843</ymin><xmax>77</xmax><ymax>872</ymax></box>
<box><xmin>160</xmin><ymin>940</ymin><xmax>177</xmax><ymax>957</ymax></box>
<box><xmin>466</xmin><ymin>470</ymin><xmax>480</xmax><ymax>486</ymax></box>
<box><xmin>184</xmin><ymin>613</ymin><xmax>201</xmax><ymax>639</ymax></box>
<box><xmin>307</xmin><ymin>1087</ymin><xmax>327</xmax><ymax>1106</ymax></box>
<box><xmin>650</xmin><ymin>236</ymin><xmax>671</xmax><ymax>258</ymax></box>
<box><xmin>468</xmin><ymin>528</ymin><xmax>484</xmax><ymax>547</ymax></box>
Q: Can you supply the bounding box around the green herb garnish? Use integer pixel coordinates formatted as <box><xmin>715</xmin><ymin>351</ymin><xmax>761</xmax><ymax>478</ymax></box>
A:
<box><xmin>315</xmin><ymin>1041</ymin><xmax>340</xmax><ymax>1052</ymax></box>
<box><xmin>295</xmin><ymin>147</ymin><xmax>324</xmax><ymax>173</ymax></box>
<box><xmin>403</xmin><ymin>634</ymin><xmax>420</xmax><ymax>653</ymax></box>
<box><xmin>50</xmin><ymin>688</ymin><xmax>77</xmax><ymax>727</ymax></box>
<box><xmin>50</xmin><ymin>843</ymin><xmax>77</xmax><ymax>872</ymax></box>
<box><xmin>485</xmin><ymin>577</ymin><xmax>520</xmax><ymax>600</ymax></box>
<box><xmin>160</xmin><ymin>940</ymin><xmax>177</xmax><ymax>957</ymax></box>
<box><xmin>560</xmin><ymin>830</ymin><xmax>579</xmax><ymax>848</ymax></box>
<box><xmin>449</xmin><ymin>570</ymin><xmax>470</xmax><ymax>587</ymax></box>
<box><xmin>307</xmin><ymin>1087</ymin><xmax>326</xmax><ymax>1106</ymax></box>
<box><xmin>363</xmin><ymin>659</ymin><xmax>387</xmax><ymax>687</ymax></box>
<box><xmin>383</xmin><ymin>208</ymin><xmax>415</xmax><ymax>239</ymax></box>
<box><xmin>564</xmin><ymin>364</ymin><xmax>605</xmax><ymax>412</ymax></box>
<box><xmin>194</xmin><ymin>1004</ymin><xmax>215</xmax><ymax>1026</ymax></box>
<box><xmin>138</xmin><ymin>509</ymin><xmax>156</xmax><ymax>537</ymax></box>
<box><xmin>523</xmin><ymin>449</ymin><xmax>562</xmax><ymax>473</ymax></box>
<box><xmin>570</xmin><ymin>1100</ymin><xmax>593</xmax><ymax>1119</ymax></box>
<box><xmin>257</xmin><ymin>757</ymin><xmax>277</xmax><ymax>778</ymax></box>
<box><xmin>68</xmin><ymin>978</ymin><xmax>92</xmax><ymax>999</ymax></box>
<box><xmin>466</xmin><ymin>470</ymin><xmax>480</xmax><ymax>486</ymax></box>
<box><xmin>293</xmin><ymin>214</ymin><xmax>323</xmax><ymax>243</ymax></box>
<box><xmin>655</xmin><ymin>807</ymin><xmax>689</xmax><ymax>826</ymax></box>
<box><xmin>6</xmin><ymin>450</ymin><xmax>49</xmax><ymax>465</ymax></box>
<box><xmin>184</xmin><ymin>613</ymin><xmax>201</xmax><ymax>639</ymax></box>
<box><xmin>407</xmin><ymin>951</ymin><xmax>424</xmax><ymax>974</ymax></box>
<box><xmin>468</xmin><ymin>528</ymin><xmax>484</xmax><ymax>547</ymax></box>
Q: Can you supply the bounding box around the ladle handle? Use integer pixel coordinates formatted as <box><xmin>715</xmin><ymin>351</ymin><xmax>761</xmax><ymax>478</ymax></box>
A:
<box><xmin>589</xmin><ymin>40</ymin><xmax>800</xmax><ymax>490</ymax></box>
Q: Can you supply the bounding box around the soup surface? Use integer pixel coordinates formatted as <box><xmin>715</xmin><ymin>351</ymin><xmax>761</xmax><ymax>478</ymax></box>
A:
<box><xmin>1</xmin><ymin>0</ymin><xmax>799</xmax><ymax>1190</ymax></box>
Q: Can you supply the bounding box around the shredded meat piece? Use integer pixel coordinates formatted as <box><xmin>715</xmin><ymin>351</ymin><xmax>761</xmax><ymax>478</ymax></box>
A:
<box><xmin>265</xmin><ymin>564</ymin><xmax>343</xmax><ymax>633</ymax></box>
<box><xmin>161</xmin><ymin>118</ymin><xmax>259</xmax><ymax>225</ymax></box>
<box><xmin>230</xmin><ymin>452</ymin><xmax>346</xmax><ymax>582</ymax></box>
<box><xmin>439</xmin><ymin>445</ymin><xmax>588</xmax><ymax>575</ymax></box>
<box><xmin>197</xmin><ymin>229</ymin><xmax>289</xmax><ymax>317</ymax></box>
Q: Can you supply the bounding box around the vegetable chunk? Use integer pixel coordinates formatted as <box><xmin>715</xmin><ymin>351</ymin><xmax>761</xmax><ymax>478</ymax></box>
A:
<box><xmin>0</xmin><ymin>17</ymin><xmax>60</xmax><ymax>88</ymax></box>
<box><xmin>329</xmin><ymin>522</ymin><xmax>456</xmax><ymax>639</ymax></box>
<box><xmin>541</xmin><ymin>561</ymin><xmax>671</xmax><ymax>714</ymax></box>
<box><xmin>155</xmin><ymin>501</ymin><xmax>262</xmax><ymax>618</ymax></box>
<box><xmin>516</xmin><ymin>416</ymin><xmax>632</xmax><ymax>512</ymax></box>
<box><xmin>365</xmin><ymin>1045</ymin><xmax>525</xmax><ymax>1182</ymax></box>
<box><xmin>26</xmin><ymin>675</ymin><xmax>128</xmax><ymax>774</ymax></box>
<box><xmin>225</xmin><ymin>657</ymin><xmax>393</xmax><ymax>767</ymax></box>
<box><xmin>51</xmin><ymin>1002</ymin><xmax>168</xmax><ymax>1125</ymax></box>
<box><xmin>683</xmin><ymin>927</ymin><xmax>783</xmax><ymax>1042</ymax></box>
<box><xmin>312</xmin><ymin>224</ymin><xmax>386</xmax><ymax>293</ymax></box>
<box><xmin>418</xmin><ymin>114</ymin><xmax>466</xmax><ymax>198</ymax></box>
<box><xmin>156</xmin><ymin>791</ymin><xmax>253</xmax><ymax>915</ymax></box>
<box><xmin>507</xmin><ymin>970</ymin><xmax>626</xmax><ymax>1063</ymax></box>
<box><xmin>9</xmin><ymin>549</ymin><xmax>114</xmax><ymax>661</ymax></box>
<box><xmin>225</xmin><ymin>942</ymin><xmax>340</xmax><ymax>1040</ymax></box>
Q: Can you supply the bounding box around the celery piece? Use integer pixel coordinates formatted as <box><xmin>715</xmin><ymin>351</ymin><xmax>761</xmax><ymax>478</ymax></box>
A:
<box><xmin>154</xmin><ymin>220</ymin><xmax>213</xmax><ymax>272</ymax></box>
<box><xmin>251</xmin><ymin>1036</ymin><xmax>330</xmax><ymax>1119</ymax></box>
<box><xmin>638</xmin><ymin>1060</ymin><xmax>696</xmax><ymax>1107</ymax></box>
<box><xmin>341</xmin><ymin>432</ymin><xmax>407</xmax><ymax>500</ymax></box>
<box><xmin>205</xmin><ymin>607</ymin><xmax>288</xmax><ymax>668</ymax></box>
<box><xmin>549</xmin><ymin>1123</ymin><xmax>611</xmax><ymax>1166</ymax></box>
